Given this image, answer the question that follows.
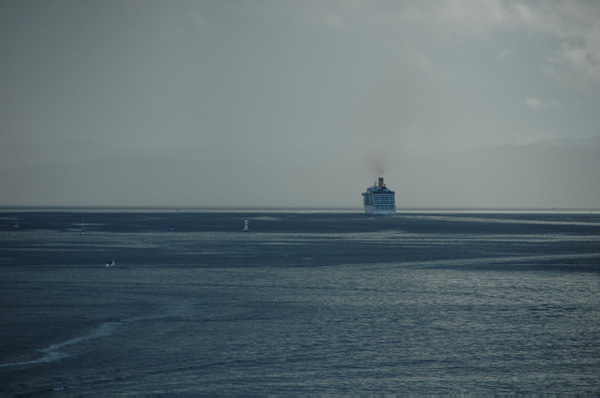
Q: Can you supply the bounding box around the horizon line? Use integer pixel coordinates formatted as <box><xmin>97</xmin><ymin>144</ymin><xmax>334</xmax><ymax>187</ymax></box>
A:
<box><xmin>1</xmin><ymin>206</ymin><xmax>599</xmax><ymax>214</ymax></box>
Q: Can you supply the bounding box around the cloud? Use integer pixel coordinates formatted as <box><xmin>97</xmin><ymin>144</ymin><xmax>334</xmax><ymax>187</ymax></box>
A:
<box><xmin>237</xmin><ymin>0</ymin><xmax>600</xmax><ymax>90</ymax></box>
<box><xmin>506</xmin><ymin>2</ymin><xmax>600</xmax><ymax>88</ymax></box>
<box><xmin>411</xmin><ymin>54</ymin><xmax>436</xmax><ymax>76</ymax></box>
<box><xmin>435</xmin><ymin>0</ymin><xmax>509</xmax><ymax>34</ymax></box>
<box><xmin>389</xmin><ymin>1</ymin><xmax>600</xmax><ymax>89</ymax></box>
<box><xmin>499</xmin><ymin>48</ymin><xmax>517</xmax><ymax>59</ymax></box>
<box><xmin>551</xmin><ymin>29</ymin><xmax>600</xmax><ymax>86</ymax></box>
<box><xmin>525</xmin><ymin>97</ymin><xmax>562</xmax><ymax>110</ymax></box>
<box><xmin>187</xmin><ymin>10</ymin><xmax>209</xmax><ymax>31</ymax></box>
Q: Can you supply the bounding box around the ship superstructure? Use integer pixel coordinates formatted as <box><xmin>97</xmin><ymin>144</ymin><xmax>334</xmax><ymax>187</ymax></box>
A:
<box><xmin>362</xmin><ymin>177</ymin><xmax>396</xmax><ymax>214</ymax></box>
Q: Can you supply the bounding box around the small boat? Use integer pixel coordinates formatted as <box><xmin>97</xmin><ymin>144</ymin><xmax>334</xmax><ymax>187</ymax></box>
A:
<box><xmin>243</xmin><ymin>218</ymin><xmax>250</xmax><ymax>232</ymax></box>
<box><xmin>105</xmin><ymin>260</ymin><xmax>115</xmax><ymax>267</ymax></box>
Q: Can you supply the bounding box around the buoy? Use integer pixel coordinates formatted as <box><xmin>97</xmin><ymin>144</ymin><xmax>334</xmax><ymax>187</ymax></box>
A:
<box><xmin>243</xmin><ymin>218</ymin><xmax>250</xmax><ymax>232</ymax></box>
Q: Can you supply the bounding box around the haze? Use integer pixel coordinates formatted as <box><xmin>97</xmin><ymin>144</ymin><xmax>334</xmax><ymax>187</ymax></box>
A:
<box><xmin>1</xmin><ymin>0</ymin><xmax>599</xmax><ymax>209</ymax></box>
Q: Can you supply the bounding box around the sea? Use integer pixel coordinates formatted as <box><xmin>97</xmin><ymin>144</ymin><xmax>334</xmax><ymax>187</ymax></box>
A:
<box><xmin>1</xmin><ymin>210</ymin><xmax>599</xmax><ymax>395</ymax></box>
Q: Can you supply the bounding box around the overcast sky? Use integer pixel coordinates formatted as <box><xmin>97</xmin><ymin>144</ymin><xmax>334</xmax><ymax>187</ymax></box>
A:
<box><xmin>1</xmin><ymin>0</ymin><xmax>599</xmax><ymax>208</ymax></box>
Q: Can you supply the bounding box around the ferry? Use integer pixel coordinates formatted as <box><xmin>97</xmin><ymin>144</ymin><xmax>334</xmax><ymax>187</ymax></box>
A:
<box><xmin>362</xmin><ymin>177</ymin><xmax>396</xmax><ymax>214</ymax></box>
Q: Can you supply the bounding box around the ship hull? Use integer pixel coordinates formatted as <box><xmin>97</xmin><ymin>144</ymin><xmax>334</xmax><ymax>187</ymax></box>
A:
<box><xmin>364</xmin><ymin>204</ymin><xmax>396</xmax><ymax>215</ymax></box>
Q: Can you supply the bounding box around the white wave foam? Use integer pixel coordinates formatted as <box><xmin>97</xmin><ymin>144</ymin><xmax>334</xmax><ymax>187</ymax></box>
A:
<box><xmin>0</xmin><ymin>307</ymin><xmax>187</xmax><ymax>369</ymax></box>
<box><xmin>0</xmin><ymin>321</ymin><xmax>117</xmax><ymax>369</ymax></box>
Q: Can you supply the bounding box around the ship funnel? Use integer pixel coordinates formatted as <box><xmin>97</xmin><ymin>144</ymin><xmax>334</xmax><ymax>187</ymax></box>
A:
<box><xmin>378</xmin><ymin>177</ymin><xmax>385</xmax><ymax>188</ymax></box>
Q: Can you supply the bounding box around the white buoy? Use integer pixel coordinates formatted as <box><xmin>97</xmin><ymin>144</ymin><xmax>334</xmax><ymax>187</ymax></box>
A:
<box><xmin>243</xmin><ymin>218</ymin><xmax>250</xmax><ymax>232</ymax></box>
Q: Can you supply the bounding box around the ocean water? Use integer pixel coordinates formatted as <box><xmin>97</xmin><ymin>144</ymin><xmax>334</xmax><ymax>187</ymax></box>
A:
<box><xmin>1</xmin><ymin>210</ymin><xmax>599</xmax><ymax>394</ymax></box>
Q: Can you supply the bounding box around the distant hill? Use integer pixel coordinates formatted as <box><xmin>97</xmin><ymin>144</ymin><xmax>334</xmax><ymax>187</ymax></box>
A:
<box><xmin>0</xmin><ymin>140</ymin><xmax>119</xmax><ymax>170</ymax></box>
<box><xmin>535</xmin><ymin>135</ymin><xmax>600</xmax><ymax>148</ymax></box>
<box><xmin>396</xmin><ymin>143</ymin><xmax>600</xmax><ymax>209</ymax></box>
<box><xmin>0</xmin><ymin>143</ymin><xmax>357</xmax><ymax>208</ymax></box>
